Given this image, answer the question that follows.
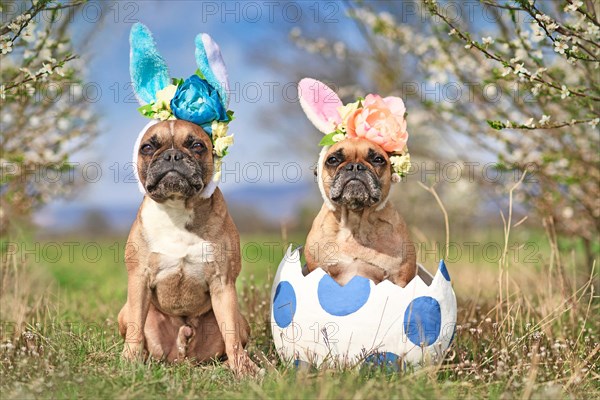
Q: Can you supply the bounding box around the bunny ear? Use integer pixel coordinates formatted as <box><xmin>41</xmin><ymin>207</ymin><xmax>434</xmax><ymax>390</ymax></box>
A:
<box><xmin>129</xmin><ymin>23</ymin><xmax>170</xmax><ymax>105</ymax></box>
<box><xmin>298</xmin><ymin>78</ymin><xmax>343</xmax><ymax>134</ymax></box>
<box><xmin>195</xmin><ymin>33</ymin><xmax>229</xmax><ymax>108</ymax></box>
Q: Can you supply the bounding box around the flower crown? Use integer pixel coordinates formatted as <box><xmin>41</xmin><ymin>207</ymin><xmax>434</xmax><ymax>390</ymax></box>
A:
<box><xmin>298</xmin><ymin>78</ymin><xmax>411</xmax><ymax>181</ymax></box>
<box><xmin>129</xmin><ymin>23</ymin><xmax>233</xmax><ymax>194</ymax></box>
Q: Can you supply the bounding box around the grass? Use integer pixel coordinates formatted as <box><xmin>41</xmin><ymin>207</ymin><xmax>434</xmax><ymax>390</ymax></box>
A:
<box><xmin>0</xmin><ymin>227</ymin><xmax>598</xmax><ymax>399</ymax></box>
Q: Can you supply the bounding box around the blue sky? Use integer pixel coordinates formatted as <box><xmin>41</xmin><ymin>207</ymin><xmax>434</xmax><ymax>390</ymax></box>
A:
<box><xmin>36</xmin><ymin>1</ymin><xmax>364</xmax><ymax>226</ymax></box>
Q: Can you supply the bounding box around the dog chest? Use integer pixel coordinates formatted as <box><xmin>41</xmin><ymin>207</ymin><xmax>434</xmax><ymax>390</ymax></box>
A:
<box><xmin>141</xmin><ymin>200</ymin><xmax>215</xmax><ymax>316</ymax></box>
<box><xmin>141</xmin><ymin>199</ymin><xmax>216</xmax><ymax>261</ymax></box>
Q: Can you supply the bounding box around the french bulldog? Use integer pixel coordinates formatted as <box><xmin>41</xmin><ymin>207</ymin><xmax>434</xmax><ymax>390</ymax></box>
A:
<box><xmin>305</xmin><ymin>138</ymin><xmax>417</xmax><ymax>287</ymax></box>
<box><xmin>117</xmin><ymin>119</ymin><xmax>257</xmax><ymax>375</ymax></box>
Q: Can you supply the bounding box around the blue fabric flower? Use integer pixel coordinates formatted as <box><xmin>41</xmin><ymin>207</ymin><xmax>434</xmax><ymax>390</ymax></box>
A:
<box><xmin>170</xmin><ymin>75</ymin><xmax>228</xmax><ymax>134</ymax></box>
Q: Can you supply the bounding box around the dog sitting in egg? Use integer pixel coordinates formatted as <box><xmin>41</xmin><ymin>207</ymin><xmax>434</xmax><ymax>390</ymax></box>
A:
<box><xmin>270</xmin><ymin>80</ymin><xmax>457</xmax><ymax>368</ymax></box>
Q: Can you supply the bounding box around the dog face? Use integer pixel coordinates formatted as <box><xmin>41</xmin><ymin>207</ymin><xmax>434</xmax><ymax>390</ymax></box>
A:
<box><xmin>136</xmin><ymin>120</ymin><xmax>214</xmax><ymax>202</ymax></box>
<box><xmin>321</xmin><ymin>138</ymin><xmax>392</xmax><ymax>210</ymax></box>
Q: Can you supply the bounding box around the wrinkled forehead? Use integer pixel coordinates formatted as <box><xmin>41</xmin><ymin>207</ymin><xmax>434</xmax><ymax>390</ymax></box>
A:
<box><xmin>328</xmin><ymin>138</ymin><xmax>387</xmax><ymax>160</ymax></box>
<box><xmin>141</xmin><ymin>120</ymin><xmax>211</xmax><ymax>146</ymax></box>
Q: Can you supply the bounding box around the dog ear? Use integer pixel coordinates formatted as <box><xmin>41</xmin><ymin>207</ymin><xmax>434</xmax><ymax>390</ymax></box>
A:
<box><xmin>195</xmin><ymin>33</ymin><xmax>229</xmax><ymax>109</ymax></box>
<box><xmin>129</xmin><ymin>23</ymin><xmax>170</xmax><ymax>105</ymax></box>
<box><xmin>298</xmin><ymin>78</ymin><xmax>343</xmax><ymax>134</ymax></box>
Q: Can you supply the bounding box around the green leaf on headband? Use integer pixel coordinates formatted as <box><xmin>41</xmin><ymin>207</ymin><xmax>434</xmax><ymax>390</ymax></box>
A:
<box><xmin>319</xmin><ymin>132</ymin><xmax>337</xmax><ymax>146</ymax></box>
<box><xmin>195</xmin><ymin>68</ymin><xmax>205</xmax><ymax>79</ymax></box>
<box><xmin>227</xmin><ymin>110</ymin><xmax>235</xmax><ymax>121</ymax></box>
<box><xmin>171</xmin><ymin>77</ymin><xmax>184</xmax><ymax>87</ymax></box>
<box><xmin>137</xmin><ymin>103</ymin><xmax>155</xmax><ymax>118</ymax></box>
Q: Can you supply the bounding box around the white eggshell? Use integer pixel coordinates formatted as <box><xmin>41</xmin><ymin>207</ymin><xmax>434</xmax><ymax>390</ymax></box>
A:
<box><xmin>270</xmin><ymin>246</ymin><xmax>457</xmax><ymax>368</ymax></box>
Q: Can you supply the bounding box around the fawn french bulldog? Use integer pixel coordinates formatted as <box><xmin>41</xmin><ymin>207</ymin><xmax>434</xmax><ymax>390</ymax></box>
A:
<box><xmin>118</xmin><ymin>23</ymin><xmax>256</xmax><ymax>376</ymax></box>
<box><xmin>298</xmin><ymin>78</ymin><xmax>417</xmax><ymax>287</ymax></box>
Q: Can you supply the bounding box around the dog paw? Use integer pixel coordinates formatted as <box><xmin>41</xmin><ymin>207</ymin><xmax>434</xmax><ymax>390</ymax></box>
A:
<box><xmin>121</xmin><ymin>342</ymin><xmax>146</xmax><ymax>362</ymax></box>
<box><xmin>226</xmin><ymin>351</ymin><xmax>260</xmax><ymax>377</ymax></box>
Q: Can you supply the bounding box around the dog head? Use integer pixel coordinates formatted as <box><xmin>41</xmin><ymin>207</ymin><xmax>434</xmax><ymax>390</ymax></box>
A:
<box><xmin>136</xmin><ymin>120</ymin><xmax>214</xmax><ymax>202</ymax></box>
<box><xmin>320</xmin><ymin>138</ymin><xmax>393</xmax><ymax>211</ymax></box>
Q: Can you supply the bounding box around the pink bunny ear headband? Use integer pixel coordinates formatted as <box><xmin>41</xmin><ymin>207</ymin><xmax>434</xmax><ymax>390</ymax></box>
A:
<box><xmin>298</xmin><ymin>78</ymin><xmax>412</xmax><ymax>210</ymax></box>
<box><xmin>129</xmin><ymin>23</ymin><xmax>233</xmax><ymax>198</ymax></box>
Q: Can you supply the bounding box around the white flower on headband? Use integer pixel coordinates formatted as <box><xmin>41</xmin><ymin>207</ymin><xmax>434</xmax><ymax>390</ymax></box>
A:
<box><xmin>332</xmin><ymin>133</ymin><xmax>346</xmax><ymax>142</ymax></box>
<box><xmin>150</xmin><ymin>84</ymin><xmax>178</xmax><ymax>120</ymax></box>
<box><xmin>336</xmin><ymin>100</ymin><xmax>360</xmax><ymax>130</ymax></box>
<box><xmin>214</xmin><ymin>134</ymin><xmax>234</xmax><ymax>158</ymax></box>
<box><xmin>211</xmin><ymin>120</ymin><xmax>229</xmax><ymax>139</ymax></box>
<box><xmin>390</xmin><ymin>153</ymin><xmax>411</xmax><ymax>178</ymax></box>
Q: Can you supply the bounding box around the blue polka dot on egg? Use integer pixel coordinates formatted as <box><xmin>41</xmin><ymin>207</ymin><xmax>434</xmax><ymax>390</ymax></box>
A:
<box><xmin>317</xmin><ymin>275</ymin><xmax>371</xmax><ymax>316</ymax></box>
<box><xmin>273</xmin><ymin>281</ymin><xmax>296</xmax><ymax>328</ymax></box>
<box><xmin>403</xmin><ymin>296</ymin><xmax>442</xmax><ymax>346</ymax></box>
<box><xmin>439</xmin><ymin>259</ymin><xmax>451</xmax><ymax>281</ymax></box>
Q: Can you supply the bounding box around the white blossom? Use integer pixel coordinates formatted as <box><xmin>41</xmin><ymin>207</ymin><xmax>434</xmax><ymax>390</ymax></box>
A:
<box><xmin>1</xmin><ymin>40</ymin><xmax>13</xmax><ymax>54</ymax></box>
<box><xmin>0</xmin><ymin>85</ymin><xmax>5</xmax><ymax>100</ymax></box>
<box><xmin>1</xmin><ymin>111</ymin><xmax>13</xmax><ymax>123</ymax></box>
<box><xmin>564</xmin><ymin>1</ymin><xmax>583</xmax><ymax>12</ymax></box>
<box><xmin>539</xmin><ymin>115</ymin><xmax>551</xmax><ymax>126</ymax></box>
<box><xmin>535</xmin><ymin>14</ymin><xmax>552</xmax><ymax>24</ymax></box>
<box><xmin>57</xmin><ymin>118</ymin><xmax>69</xmax><ymax>130</ymax></box>
<box><xmin>513</xmin><ymin>63</ymin><xmax>529</xmax><ymax>76</ymax></box>
<box><xmin>586</xmin><ymin>23</ymin><xmax>600</xmax><ymax>37</ymax></box>
<box><xmin>378</xmin><ymin>12</ymin><xmax>395</xmax><ymax>25</ymax></box>
<box><xmin>21</xmin><ymin>24</ymin><xmax>36</xmax><ymax>43</ymax></box>
<box><xmin>24</xmin><ymin>84</ymin><xmax>35</xmax><ymax>96</ymax></box>
<box><xmin>530</xmin><ymin>68</ymin><xmax>547</xmax><ymax>80</ymax></box>
<box><xmin>589</xmin><ymin>118</ymin><xmax>599</xmax><ymax>129</ymax></box>
<box><xmin>19</xmin><ymin>67</ymin><xmax>35</xmax><ymax>80</ymax></box>
<box><xmin>37</xmin><ymin>63</ymin><xmax>53</xmax><ymax>76</ymax></box>
<box><xmin>560</xmin><ymin>85</ymin><xmax>570</xmax><ymax>99</ymax></box>
<box><xmin>562</xmin><ymin>207</ymin><xmax>574</xmax><ymax>219</ymax></box>
<box><xmin>554</xmin><ymin>40</ymin><xmax>568</xmax><ymax>54</ymax></box>
<box><xmin>482</xmin><ymin>36</ymin><xmax>494</xmax><ymax>45</ymax></box>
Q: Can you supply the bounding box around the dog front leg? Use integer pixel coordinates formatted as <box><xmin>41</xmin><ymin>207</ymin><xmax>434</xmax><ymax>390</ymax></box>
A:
<box><xmin>210</xmin><ymin>281</ymin><xmax>257</xmax><ymax>376</ymax></box>
<box><xmin>121</xmin><ymin>269</ymin><xmax>151</xmax><ymax>361</ymax></box>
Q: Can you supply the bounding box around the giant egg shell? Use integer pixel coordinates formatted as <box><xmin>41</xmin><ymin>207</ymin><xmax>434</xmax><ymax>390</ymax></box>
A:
<box><xmin>270</xmin><ymin>246</ymin><xmax>457</xmax><ymax>367</ymax></box>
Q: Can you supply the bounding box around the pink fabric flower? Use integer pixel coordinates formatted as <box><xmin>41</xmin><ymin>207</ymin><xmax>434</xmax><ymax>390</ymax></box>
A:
<box><xmin>346</xmin><ymin>94</ymin><xmax>408</xmax><ymax>153</ymax></box>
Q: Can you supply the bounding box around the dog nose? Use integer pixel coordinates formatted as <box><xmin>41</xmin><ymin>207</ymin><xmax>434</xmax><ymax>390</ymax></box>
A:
<box><xmin>345</xmin><ymin>162</ymin><xmax>367</xmax><ymax>171</ymax></box>
<box><xmin>162</xmin><ymin>149</ymin><xmax>184</xmax><ymax>162</ymax></box>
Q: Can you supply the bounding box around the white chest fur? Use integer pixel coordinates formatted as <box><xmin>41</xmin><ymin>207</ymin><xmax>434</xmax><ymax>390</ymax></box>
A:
<box><xmin>141</xmin><ymin>199</ymin><xmax>216</xmax><ymax>264</ymax></box>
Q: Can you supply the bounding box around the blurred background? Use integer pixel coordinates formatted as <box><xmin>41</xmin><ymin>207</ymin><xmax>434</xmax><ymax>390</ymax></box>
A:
<box><xmin>1</xmin><ymin>1</ymin><xmax>599</xmax><ymax>397</ymax></box>
<box><xmin>1</xmin><ymin>0</ymin><xmax>598</xmax><ymax>287</ymax></box>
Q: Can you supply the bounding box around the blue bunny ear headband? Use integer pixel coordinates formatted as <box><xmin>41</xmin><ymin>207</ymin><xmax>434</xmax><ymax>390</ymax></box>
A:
<box><xmin>129</xmin><ymin>23</ymin><xmax>233</xmax><ymax>198</ymax></box>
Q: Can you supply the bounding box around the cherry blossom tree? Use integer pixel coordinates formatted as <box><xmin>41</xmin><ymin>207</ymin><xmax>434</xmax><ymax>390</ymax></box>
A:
<box><xmin>0</xmin><ymin>0</ymin><xmax>101</xmax><ymax>233</ymax></box>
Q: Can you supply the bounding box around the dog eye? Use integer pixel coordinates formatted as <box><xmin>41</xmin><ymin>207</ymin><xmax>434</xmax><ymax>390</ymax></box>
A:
<box><xmin>373</xmin><ymin>156</ymin><xmax>386</xmax><ymax>165</ymax></box>
<box><xmin>326</xmin><ymin>156</ymin><xmax>340</xmax><ymax>166</ymax></box>
<box><xmin>191</xmin><ymin>142</ymin><xmax>205</xmax><ymax>150</ymax></box>
<box><xmin>140</xmin><ymin>144</ymin><xmax>154</xmax><ymax>155</ymax></box>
